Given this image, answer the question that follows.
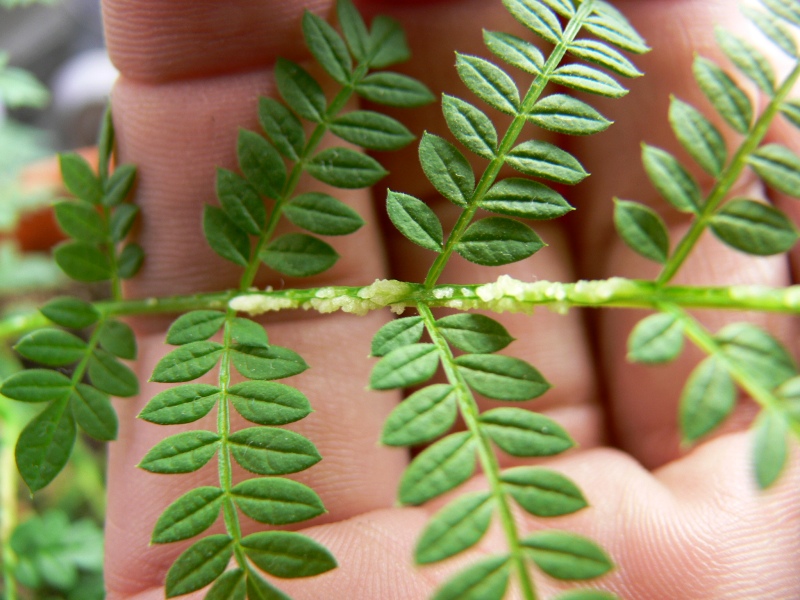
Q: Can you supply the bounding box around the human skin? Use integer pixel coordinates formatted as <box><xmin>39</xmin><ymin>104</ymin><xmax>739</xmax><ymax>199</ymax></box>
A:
<box><xmin>101</xmin><ymin>0</ymin><xmax>800</xmax><ymax>598</ymax></box>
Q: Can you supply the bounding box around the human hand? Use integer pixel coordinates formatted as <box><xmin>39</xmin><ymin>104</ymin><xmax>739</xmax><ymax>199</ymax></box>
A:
<box><xmin>101</xmin><ymin>1</ymin><xmax>800</xmax><ymax>598</ymax></box>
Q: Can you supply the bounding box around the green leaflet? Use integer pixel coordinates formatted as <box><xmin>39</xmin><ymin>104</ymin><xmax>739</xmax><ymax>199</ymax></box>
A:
<box><xmin>231</xmin><ymin>318</ymin><xmax>269</xmax><ymax>347</ymax></box>
<box><xmin>442</xmin><ymin>94</ymin><xmax>498</xmax><ymax>160</ymax></box>
<box><xmin>436</xmin><ymin>313</ymin><xmax>514</xmax><ymax>353</ymax></box>
<box><xmin>505</xmin><ymin>0</ymin><xmax>562</xmax><ymax>44</ymax></box>
<box><xmin>419</xmin><ymin>132</ymin><xmax>475</xmax><ymax>207</ymax></box>
<box><xmin>527</xmin><ymin>94</ymin><xmax>612</xmax><ymax>136</ymax></box>
<box><xmin>456</xmin><ymin>53</ymin><xmax>520</xmax><ymax>115</ymax></box>
<box><xmin>203</xmin><ymin>205</ymin><xmax>251</xmax><ymax>268</ymax></box>
<box><xmin>59</xmin><ymin>153</ymin><xmax>102</xmax><ymax>205</ymax></box>
<box><xmin>237</xmin><ymin>129</ymin><xmax>286</xmax><ymax>200</ymax></box>
<box><xmin>381</xmin><ymin>384</ymin><xmax>457</xmax><ymax>447</ymax></box>
<box><xmin>70</xmin><ymin>384</ymin><xmax>117</xmax><ymax>441</ymax></box>
<box><xmin>246</xmin><ymin>568</ymin><xmax>291</xmax><ymax>600</ymax></box>
<box><xmin>455</xmin><ymin>353</ymin><xmax>550</xmax><ymax>401</ymax></box>
<box><xmin>231</xmin><ymin>477</ymin><xmax>325</xmax><ymax>525</ymax></box>
<box><xmin>370</xmin><ymin>343</ymin><xmax>439</xmax><ymax>389</ymax></box>
<box><xmin>669</xmin><ymin>97</ymin><xmax>727</xmax><ymax>176</ymax></box>
<box><xmin>16</xmin><ymin>399</ymin><xmax>76</xmax><ymax>492</ymax></box>
<box><xmin>230</xmin><ymin>344</ymin><xmax>308</xmax><ymax>381</ymax></box>
<box><xmin>567</xmin><ymin>39</ymin><xmax>642</xmax><ymax>79</ymax></box>
<box><xmin>302</xmin><ymin>10</ymin><xmax>352</xmax><ymax>85</ymax></box>
<box><xmin>715</xmin><ymin>27</ymin><xmax>775</xmax><ymax>94</ymax></box>
<box><xmin>138</xmin><ymin>384</ymin><xmax>221</xmax><ymax>425</ymax></box>
<box><xmin>206</xmin><ymin>569</ymin><xmax>246</xmax><ymax>600</ymax></box>
<box><xmin>627</xmin><ymin>312</ymin><xmax>685</xmax><ymax>364</ymax></box>
<box><xmin>53</xmin><ymin>201</ymin><xmax>105</xmax><ymax>243</ymax></box>
<box><xmin>97</xmin><ymin>319</ymin><xmax>137</xmax><ymax>360</ymax></box>
<box><xmin>522</xmin><ymin>530</ymin><xmax>614</xmax><ymax>580</ymax></box>
<box><xmin>228</xmin><ymin>380</ymin><xmax>312</xmax><ymax>425</ymax></box>
<box><xmin>752</xmin><ymin>409</ymin><xmax>789</xmax><ymax>489</ymax></box>
<box><xmin>368</xmin><ymin>15</ymin><xmax>411</xmax><ymax>69</ymax></box>
<box><xmin>501</xmin><ymin>466</ymin><xmax>588</xmax><ymax>517</ymax></box>
<box><xmin>480</xmin><ymin>407</ymin><xmax>575</xmax><ymax>457</ymax></box>
<box><xmin>53</xmin><ymin>241</ymin><xmax>111</xmax><ymax>282</ymax></box>
<box><xmin>747</xmin><ymin>143</ymin><xmax>800</xmax><ymax>198</ymax></box>
<box><xmin>506</xmin><ymin>140</ymin><xmax>588</xmax><ymax>185</ymax></box>
<box><xmin>15</xmin><ymin>328</ymin><xmax>87</xmax><ymax>367</ymax></box>
<box><xmin>483</xmin><ymin>30</ymin><xmax>544</xmax><ymax>75</ymax></box>
<box><xmin>613</xmin><ymin>199</ymin><xmax>670</xmax><ymax>264</ymax></box>
<box><xmin>260</xmin><ymin>233</ymin><xmax>339</xmax><ymax>277</ymax></box>
<box><xmin>715</xmin><ymin>322</ymin><xmax>797</xmax><ymax>390</ymax></box>
<box><xmin>166</xmin><ymin>310</ymin><xmax>227</xmax><ymax>345</ymax></box>
<box><xmin>138</xmin><ymin>431</ymin><xmax>221</xmax><ymax>474</ymax></box>
<box><xmin>680</xmin><ymin>357</ymin><xmax>737</xmax><ymax>443</ymax></box>
<box><xmin>40</xmin><ymin>297</ymin><xmax>99</xmax><ymax>330</ymax></box>
<box><xmin>103</xmin><ymin>163</ymin><xmax>138</xmax><ymax>207</ymax></box>
<box><xmin>228</xmin><ymin>427</ymin><xmax>321</xmax><ymax>475</ymax></box>
<box><xmin>742</xmin><ymin>6</ymin><xmax>797</xmax><ymax>58</ymax></box>
<box><xmin>109</xmin><ymin>203</ymin><xmax>139</xmax><ymax>242</ymax></box>
<box><xmin>370</xmin><ymin>316</ymin><xmax>425</xmax><ymax>357</ymax></box>
<box><xmin>275</xmin><ymin>58</ymin><xmax>326</xmax><ymax>123</ymax></box>
<box><xmin>540</xmin><ymin>0</ymin><xmax>574</xmax><ymax>18</ymax></box>
<box><xmin>87</xmin><ymin>349</ymin><xmax>139</xmax><ymax>397</ymax></box>
<box><xmin>585</xmin><ymin>3</ymin><xmax>649</xmax><ymax>54</ymax></box>
<box><xmin>431</xmin><ymin>555</ymin><xmax>511</xmax><ymax>600</ymax></box>
<box><xmin>354</xmin><ymin>72</ymin><xmax>435</xmax><ymax>108</ymax></box>
<box><xmin>258</xmin><ymin>97</ymin><xmax>305</xmax><ymax>161</ymax></box>
<box><xmin>455</xmin><ymin>217</ymin><xmax>544</xmax><ymax>266</ymax></box>
<box><xmin>330</xmin><ymin>110</ymin><xmax>414</xmax><ymax>151</ymax></box>
<box><xmin>415</xmin><ymin>491</ymin><xmax>494</xmax><ymax>564</ymax></box>
<box><xmin>338</xmin><ymin>0</ymin><xmax>369</xmax><ymax>62</ymax></box>
<box><xmin>241</xmin><ymin>531</ymin><xmax>337</xmax><ymax>578</ymax></box>
<box><xmin>550</xmin><ymin>64</ymin><xmax>628</xmax><ymax>98</ymax></box>
<box><xmin>709</xmin><ymin>199</ymin><xmax>798</xmax><ymax>256</ymax></box>
<box><xmin>306</xmin><ymin>147</ymin><xmax>388</xmax><ymax>188</ymax></box>
<box><xmin>386</xmin><ymin>191</ymin><xmax>444</xmax><ymax>252</ymax></box>
<box><xmin>216</xmin><ymin>168</ymin><xmax>266</xmax><ymax>236</ymax></box>
<box><xmin>1</xmin><ymin>369</ymin><xmax>71</xmax><ymax>403</ymax></box>
<box><xmin>641</xmin><ymin>145</ymin><xmax>701</xmax><ymax>214</ymax></box>
<box><xmin>762</xmin><ymin>0</ymin><xmax>800</xmax><ymax>27</ymax></box>
<box><xmin>165</xmin><ymin>535</ymin><xmax>233</xmax><ymax>598</ymax></box>
<box><xmin>283</xmin><ymin>192</ymin><xmax>364</xmax><ymax>236</ymax></box>
<box><xmin>150</xmin><ymin>341</ymin><xmax>224</xmax><ymax>383</ymax></box>
<box><xmin>778</xmin><ymin>377</ymin><xmax>800</xmax><ymax>423</ymax></box>
<box><xmin>152</xmin><ymin>487</ymin><xmax>224</xmax><ymax>544</ymax></box>
<box><xmin>482</xmin><ymin>178</ymin><xmax>573</xmax><ymax>220</ymax></box>
<box><xmin>399</xmin><ymin>431</ymin><xmax>477</xmax><ymax>505</ymax></box>
<box><xmin>117</xmin><ymin>243</ymin><xmax>145</xmax><ymax>279</ymax></box>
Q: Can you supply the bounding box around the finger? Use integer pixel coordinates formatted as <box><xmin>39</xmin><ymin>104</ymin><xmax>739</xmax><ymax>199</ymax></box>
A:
<box><xmin>564</xmin><ymin>1</ymin><xmax>797</xmax><ymax>468</ymax></box>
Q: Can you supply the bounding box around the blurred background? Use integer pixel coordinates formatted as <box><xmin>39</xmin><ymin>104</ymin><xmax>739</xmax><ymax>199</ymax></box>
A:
<box><xmin>0</xmin><ymin>0</ymin><xmax>112</xmax><ymax>598</ymax></box>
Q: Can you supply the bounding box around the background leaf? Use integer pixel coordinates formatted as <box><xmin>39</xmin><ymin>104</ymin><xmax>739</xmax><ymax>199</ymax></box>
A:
<box><xmin>752</xmin><ymin>409</ymin><xmax>789</xmax><ymax>489</ymax></box>
<box><xmin>627</xmin><ymin>313</ymin><xmax>685</xmax><ymax>364</ymax></box>
<box><xmin>747</xmin><ymin>144</ymin><xmax>800</xmax><ymax>198</ymax></box>
<box><xmin>669</xmin><ymin>97</ymin><xmax>727</xmax><ymax>176</ymax></box>
<box><xmin>693</xmin><ymin>56</ymin><xmax>752</xmax><ymax>134</ymax></box>
<box><xmin>613</xmin><ymin>199</ymin><xmax>670</xmax><ymax>264</ymax></box>
<box><xmin>680</xmin><ymin>357</ymin><xmax>736</xmax><ymax>442</ymax></box>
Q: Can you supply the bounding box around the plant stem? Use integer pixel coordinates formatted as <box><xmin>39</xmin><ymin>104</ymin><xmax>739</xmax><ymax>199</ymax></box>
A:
<box><xmin>657</xmin><ymin>61</ymin><xmax>800</xmax><ymax>286</ymax></box>
<box><xmin>419</xmin><ymin>303</ymin><xmax>537</xmax><ymax>600</ymax></box>
<box><xmin>424</xmin><ymin>0</ymin><xmax>596</xmax><ymax>288</ymax></box>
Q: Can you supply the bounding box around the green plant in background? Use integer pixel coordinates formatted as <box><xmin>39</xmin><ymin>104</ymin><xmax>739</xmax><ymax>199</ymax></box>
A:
<box><xmin>0</xmin><ymin>0</ymin><xmax>799</xmax><ymax>599</ymax></box>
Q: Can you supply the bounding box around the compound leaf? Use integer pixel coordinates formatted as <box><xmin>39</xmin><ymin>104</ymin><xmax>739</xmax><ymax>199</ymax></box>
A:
<box><xmin>237</xmin><ymin>129</ymin><xmax>286</xmax><ymax>200</ymax></box>
<box><xmin>338</xmin><ymin>0</ymin><xmax>369</xmax><ymax>62</ymax></box>
<box><xmin>483</xmin><ymin>178</ymin><xmax>573</xmax><ymax>220</ymax></box>
<box><xmin>284</xmin><ymin>192</ymin><xmax>364</xmax><ymax>237</ymax></box>
<box><xmin>40</xmin><ymin>297</ymin><xmax>99</xmax><ymax>330</ymax></box>
<box><xmin>568</xmin><ymin>39</ymin><xmax>642</xmax><ymax>78</ymax></box>
<box><xmin>206</xmin><ymin>569</ymin><xmax>245</xmax><ymax>600</ymax></box>
<box><xmin>716</xmin><ymin>322</ymin><xmax>797</xmax><ymax>390</ymax></box>
<box><xmin>103</xmin><ymin>163</ymin><xmax>138</xmax><ymax>208</ymax></box>
<box><xmin>715</xmin><ymin>27</ymin><xmax>775</xmax><ymax>94</ymax></box>
<box><xmin>480</xmin><ymin>407</ymin><xmax>575</xmax><ymax>457</ymax></box>
<box><xmin>455</xmin><ymin>217</ymin><xmax>544</xmax><ymax>266</ymax></box>
<box><xmin>1</xmin><ymin>369</ymin><xmax>71</xmax><ymax>404</ymax></box>
<box><xmin>109</xmin><ymin>202</ymin><xmax>139</xmax><ymax>242</ymax></box>
<box><xmin>228</xmin><ymin>427</ymin><xmax>321</xmax><ymax>475</ymax></box>
<box><xmin>456</xmin><ymin>354</ymin><xmax>550</xmax><ymax>401</ymax></box>
<box><xmin>386</xmin><ymin>191</ymin><xmax>443</xmax><ymax>252</ymax></box>
<box><xmin>669</xmin><ymin>97</ymin><xmax>727</xmax><ymax>176</ymax></box>
<box><xmin>53</xmin><ymin>201</ymin><xmax>105</xmax><ymax>244</ymax></box>
<box><xmin>483</xmin><ymin>30</ymin><xmax>544</xmax><ymax>75</ymax></box>
<box><xmin>230</xmin><ymin>344</ymin><xmax>308</xmax><ymax>381</ymax></box>
<box><xmin>501</xmin><ymin>466</ymin><xmax>587</xmax><ymax>517</ymax></box>
<box><xmin>97</xmin><ymin>319</ymin><xmax>137</xmax><ymax>360</ymax></box>
<box><xmin>117</xmin><ymin>243</ymin><xmax>145</xmax><ymax>279</ymax></box>
<box><xmin>139</xmin><ymin>431</ymin><xmax>221</xmax><ymax>474</ymax></box>
<box><xmin>585</xmin><ymin>3</ymin><xmax>649</xmax><ymax>54</ymax></box>
<box><xmin>522</xmin><ymin>531</ymin><xmax>613</xmax><ymax>580</ymax></box>
<box><xmin>742</xmin><ymin>6</ymin><xmax>796</xmax><ymax>58</ymax></box>
<box><xmin>381</xmin><ymin>384</ymin><xmax>457</xmax><ymax>447</ymax></box>
<box><xmin>15</xmin><ymin>329</ymin><xmax>87</xmax><ymax>367</ymax></box>
<box><xmin>752</xmin><ymin>409</ymin><xmax>789</xmax><ymax>489</ymax></box>
<box><xmin>260</xmin><ymin>233</ymin><xmax>339</xmax><ymax>277</ymax></box>
<box><xmin>87</xmin><ymin>348</ymin><xmax>139</xmax><ymax>397</ymax></box>
<box><xmin>505</xmin><ymin>0</ymin><xmax>562</xmax><ymax>44</ymax></box>
<box><xmin>415</xmin><ymin>491</ymin><xmax>494</xmax><ymax>564</ymax></box>
<box><xmin>152</xmin><ymin>487</ymin><xmax>224</xmax><ymax>544</ymax></box>
<box><xmin>550</xmin><ymin>63</ymin><xmax>627</xmax><ymax>98</ymax></box>
<box><xmin>53</xmin><ymin>242</ymin><xmax>111</xmax><ymax>282</ymax></box>
<box><xmin>399</xmin><ymin>431</ymin><xmax>477</xmax><ymax>505</ymax></box>
<box><xmin>368</xmin><ymin>15</ymin><xmax>411</xmax><ymax>69</ymax></box>
<box><xmin>59</xmin><ymin>153</ymin><xmax>102</xmax><ymax>205</ymax></box>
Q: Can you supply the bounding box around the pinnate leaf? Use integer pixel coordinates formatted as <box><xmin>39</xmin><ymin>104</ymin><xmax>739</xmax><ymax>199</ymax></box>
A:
<box><xmin>275</xmin><ymin>58</ymin><xmax>326</xmax><ymax>123</ymax></box>
<box><xmin>456</xmin><ymin>54</ymin><xmax>519</xmax><ymax>115</ymax></box>
<box><xmin>483</xmin><ymin>178</ymin><xmax>573</xmax><ymax>220</ymax></box>
<box><xmin>307</xmin><ymin>147</ymin><xmax>387</xmax><ymax>188</ymax></box>
<box><xmin>302</xmin><ymin>10</ymin><xmax>352</xmax><ymax>85</ymax></box>
<box><xmin>70</xmin><ymin>384</ymin><xmax>117</xmax><ymax>441</ymax></box>
<box><xmin>260</xmin><ymin>233</ymin><xmax>339</xmax><ymax>277</ymax></box>
<box><xmin>284</xmin><ymin>192</ymin><xmax>364</xmax><ymax>237</ymax></box>
<box><xmin>415</xmin><ymin>491</ymin><xmax>494</xmax><ymax>564</ymax></box>
<box><xmin>613</xmin><ymin>199</ymin><xmax>670</xmax><ymax>264</ymax></box>
<box><xmin>680</xmin><ymin>357</ymin><xmax>736</xmax><ymax>442</ymax></box>
<box><xmin>528</xmin><ymin>94</ymin><xmax>612</xmax><ymax>136</ymax></box>
<box><xmin>432</xmin><ymin>555</ymin><xmax>510</xmax><ymax>600</ymax></box>
<box><xmin>228</xmin><ymin>427</ymin><xmax>321</xmax><ymax>475</ymax></box>
<box><xmin>354</xmin><ymin>72</ymin><xmax>434</xmax><ymax>108</ymax></box>
<box><xmin>258</xmin><ymin>97</ymin><xmax>305</xmax><ymax>160</ymax></box>
<box><xmin>53</xmin><ymin>242</ymin><xmax>111</xmax><ymax>282</ymax></box>
<box><xmin>523</xmin><ymin>531</ymin><xmax>613</xmax><ymax>580</ymax></box>
<box><xmin>1</xmin><ymin>369</ymin><xmax>71</xmax><ymax>403</ymax></box>
<box><xmin>627</xmin><ymin>313</ymin><xmax>685</xmax><ymax>364</ymax></box>
<box><xmin>501</xmin><ymin>466</ymin><xmax>587</xmax><ymax>517</ymax></box>
<box><xmin>330</xmin><ymin>110</ymin><xmax>414</xmax><ymax>151</ymax></box>
<box><xmin>370</xmin><ymin>343</ymin><xmax>439</xmax><ymax>390</ymax></box>
<box><xmin>228</xmin><ymin>381</ymin><xmax>311</xmax><ymax>425</ymax></box>
<box><xmin>381</xmin><ymin>384</ymin><xmax>457</xmax><ymax>447</ymax></box>
<box><xmin>437</xmin><ymin>313</ymin><xmax>513</xmax><ymax>353</ymax></box>
<box><xmin>138</xmin><ymin>384</ymin><xmax>220</xmax><ymax>425</ymax></box>
<box><xmin>442</xmin><ymin>94</ymin><xmax>498</xmax><ymax>159</ymax></box>
<box><xmin>152</xmin><ymin>487</ymin><xmax>224</xmax><ymax>544</ymax></box>
<box><xmin>386</xmin><ymin>191</ymin><xmax>443</xmax><ymax>252</ymax></box>
<box><xmin>139</xmin><ymin>431</ymin><xmax>221</xmax><ymax>474</ymax></box>
<box><xmin>231</xmin><ymin>477</ymin><xmax>325</xmax><ymax>525</ymax></box>
<box><xmin>166</xmin><ymin>310</ymin><xmax>226</xmax><ymax>345</ymax></box>
<box><xmin>455</xmin><ymin>217</ymin><xmax>544</xmax><ymax>266</ymax></box>
<box><xmin>40</xmin><ymin>297</ymin><xmax>99</xmax><ymax>330</ymax></box>
<box><xmin>419</xmin><ymin>133</ymin><xmax>475</xmax><ymax>207</ymax></box>
<box><xmin>641</xmin><ymin>145</ymin><xmax>701</xmax><ymax>213</ymax></box>
<box><xmin>16</xmin><ymin>400</ymin><xmax>76</xmax><ymax>492</ymax></box>
<box><xmin>506</xmin><ymin>140</ymin><xmax>588</xmax><ymax>185</ymax></box>
<box><xmin>203</xmin><ymin>205</ymin><xmax>250</xmax><ymax>268</ymax></box>
<box><xmin>216</xmin><ymin>168</ymin><xmax>265</xmax><ymax>236</ymax></box>
<box><xmin>399</xmin><ymin>431</ymin><xmax>477</xmax><ymax>505</ymax></box>
<box><xmin>371</xmin><ymin>316</ymin><xmax>425</xmax><ymax>357</ymax></box>
<box><xmin>480</xmin><ymin>407</ymin><xmax>575</xmax><ymax>457</ymax></box>
<box><xmin>15</xmin><ymin>329</ymin><xmax>87</xmax><ymax>366</ymax></box>
<box><xmin>709</xmin><ymin>199</ymin><xmax>798</xmax><ymax>256</ymax></box>
<box><xmin>456</xmin><ymin>354</ymin><xmax>550</xmax><ymax>401</ymax></box>
<box><xmin>241</xmin><ymin>531</ymin><xmax>337</xmax><ymax>578</ymax></box>
<box><xmin>747</xmin><ymin>143</ymin><xmax>800</xmax><ymax>198</ymax></box>
<box><xmin>150</xmin><ymin>341</ymin><xmax>223</xmax><ymax>383</ymax></box>
<box><xmin>165</xmin><ymin>535</ymin><xmax>233</xmax><ymax>598</ymax></box>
